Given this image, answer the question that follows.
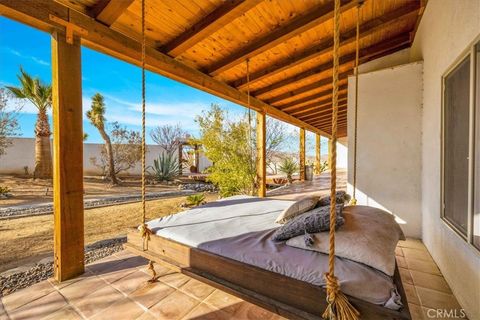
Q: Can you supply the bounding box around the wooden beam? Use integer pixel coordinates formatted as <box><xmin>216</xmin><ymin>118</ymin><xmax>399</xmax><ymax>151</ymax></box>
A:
<box><xmin>315</xmin><ymin>134</ymin><xmax>321</xmax><ymax>174</ymax></box>
<box><xmin>299</xmin><ymin>128</ymin><xmax>306</xmax><ymax>181</ymax></box>
<box><xmin>303</xmin><ymin>107</ymin><xmax>348</xmax><ymax>124</ymax></box>
<box><xmin>256</xmin><ymin>111</ymin><xmax>266</xmax><ymax>197</ymax></box>
<box><xmin>312</xmin><ymin>117</ymin><xmax>348</xmax><ymax>128</ymax></box>
<box><xmin>51</xmin><ymin>31</ymin><xmax>84</xmax><ymax>282</ymax></box>
<box><xmin>253</xmin><ymin>33</ymin><xmax>411</xmax><ymax>97</ymax></box>
<box><xmin>287</xmin><ymin>93</ymin><xmax>348</xmax><ymax>116</ymax></box>
<box><xmin>232</xmin><ymin>3</ymin><xmax>420</xmax><ymax>89</ymax></box>
<box><xmin>262</xmin><ymin>34</ymin><xmax>411</xmax><ymax>105</ymax></box>
<box><xmin>89</xmin><ymin>0</ymin><xmax>134</xmax><ymax>26</ymax></box>
<box><xmin>266</xmin><ymin>71</ymin><xmax>350</xmax><ymax>105</ymax></box>
<box><xmin>206</xmin><ymin>0</ymin><xmax>357</xmax><ymax>76</ymax></box>
<box><xmin>0</xmin><ymin>0</ymin><xmax>330</xmax><ymax>138</ymax></box>
<box><xmin>160</xmin><ymin>0</ymin><xmax>261</xmax><ymax>57</ymax></box>
<box><xmin>278</xmin><ymin>84</ymin><xmax>348</xmax><ymax>110</ymax></box>
<box><xmin>307</xmin><ymin>107</ymin><xmax>347</xmax><ymax>122</ymax></box>
<box><xmin>294</xmin><ymin>97</ymin><xmax>348</xmax><ymax>118</ymax></box>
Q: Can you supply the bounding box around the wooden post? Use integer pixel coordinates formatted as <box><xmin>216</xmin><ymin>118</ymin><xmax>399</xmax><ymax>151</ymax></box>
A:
<box><xmin>299</xmin><ymin>128</ymin><xmax>306</xmax><ymax>181</ymax></box>
<box><xmin>328</xmin><ymin>138</ymin><xmax>333</xmax><ymax>170</ymax></box>
<box><xmin>315</xmin><ymin>134</ymin><xmax>321</xmax><ymax>174</ymax></box>
<box><xmin>194</xmin><ymin>145</ymin><xmax>200</xmax><ymax>173</ymax></box>
<box><xmin>51</xmin><ymin>31</ymin><xmax>84</xmax><ymax>281</ymax></box>
<box><xmin>256</xmin><ymin>111</ymin><xmax>266</xmax><ymax>197</ymax></box>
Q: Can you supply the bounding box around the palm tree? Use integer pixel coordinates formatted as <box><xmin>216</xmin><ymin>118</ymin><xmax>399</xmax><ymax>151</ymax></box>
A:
<box><xmin>86</xmin><ymin>93</ymin><xmax>118</xmax><ymax>185</ymax></box>
<box><xmin>7</xmin><ymin>68</ymin><xmax>52</xmax><ymax>179</ymax></box>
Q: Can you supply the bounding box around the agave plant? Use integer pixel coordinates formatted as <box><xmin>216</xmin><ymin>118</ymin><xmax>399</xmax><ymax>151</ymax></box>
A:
<box><xmin>149</xmin><ymin>153</ymin><xmax>180</xmax><ymax>181</ymax></box>
<box><xmin>279</xmin><ymin>157</ymin><xmax>299</xmax><ymax>184</ymax></box>
<box><xmin>186</xmin><ymin>193</ymin><xmax>205</xmax><ymax>207</ymax></box>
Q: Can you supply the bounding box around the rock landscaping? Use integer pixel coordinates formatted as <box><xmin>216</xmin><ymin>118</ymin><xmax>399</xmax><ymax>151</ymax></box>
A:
<box><xmin>179</xmin><ymin>182</ymin><xmax>217</xmax><ymax>193</ymax></box>
<box><xmin>0</xmin><ymin>190</ymin><xmax>195</xmax><ymax>219</ymax></box>
<box><xmin>0</xmin><ymin>237</ymin><xmax>127</xmax><ymax>297</ymax></box>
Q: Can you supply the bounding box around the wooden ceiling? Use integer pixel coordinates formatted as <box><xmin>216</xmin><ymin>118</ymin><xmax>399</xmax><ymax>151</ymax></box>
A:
<box><xmin>1</xmin><ymin>0</ymin><xmax>426</xmax><ymax>137</ymax></box>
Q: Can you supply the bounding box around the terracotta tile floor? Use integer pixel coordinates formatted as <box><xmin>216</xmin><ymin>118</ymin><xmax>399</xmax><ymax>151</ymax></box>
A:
<box><xmin>0</xmin><ymin>239</ymin><xmax>465</xmax><ymax>320</ymax></box>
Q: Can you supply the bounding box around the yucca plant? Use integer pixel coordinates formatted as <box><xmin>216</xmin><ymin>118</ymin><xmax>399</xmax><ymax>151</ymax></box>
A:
<box><xmin>279</xmin><ymin>157</ymin><xmax>299</xmax><ymax>184</ymax></box>
<box><xmin>186</xmin><ymin>193</ymin><xmax>205</xmax><ymax>207</ymax></box>
<box><xmin>149</xmin><ymin>153</ymin><xmax>180</xmax><ymax>181</ymax></box>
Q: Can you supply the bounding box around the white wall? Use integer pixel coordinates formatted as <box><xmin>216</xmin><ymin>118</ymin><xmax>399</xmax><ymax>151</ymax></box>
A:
<box><xmin>410</xmin><ymin>1</ymin><xmax>480</xmax><ymax>317</ymax></box>
<box><xmin>0</xmin><ymin>137</ymin><xmax>211</xmax><ymax>175</ymax></box>
<box><xmin>347</xmin><ymin>62</ymin><xmax>423</xmax><ymax>238</ymax></box>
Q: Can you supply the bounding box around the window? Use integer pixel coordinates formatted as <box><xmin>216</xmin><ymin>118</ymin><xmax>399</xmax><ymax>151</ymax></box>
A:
<box><xmin>442</xmin><ymin>39</ymin><xmax>480</xmax><ymax>251</ymax></box>
<box><xmin>474</xmin><ymin>43</ymin><xmax>480</xmax><ymax>250</ymax></box>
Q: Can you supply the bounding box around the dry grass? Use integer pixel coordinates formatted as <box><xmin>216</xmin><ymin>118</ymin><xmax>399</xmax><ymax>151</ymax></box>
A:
<box><xmin>0</xmin><ymin>175</ymin><xmax>186</xmax><ymax>208</ymax></box>
<box><xmin>0</xmin><ymin>193</ymin><xmax>218</xmax><ymax>272</ymax></box>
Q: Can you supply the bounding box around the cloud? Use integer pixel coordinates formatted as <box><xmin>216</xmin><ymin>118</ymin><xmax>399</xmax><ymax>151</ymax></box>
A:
<box><xmin>5</xmin><ymin>47</ymin><xmax>50</xmax><ymax>66</ymax></box>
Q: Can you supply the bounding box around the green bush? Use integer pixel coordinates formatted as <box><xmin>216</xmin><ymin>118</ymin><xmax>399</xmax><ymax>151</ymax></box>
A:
<box><xmin>195</xmin><ymin>104</ymin><xmax>256</xmax><ymax>197</ymax></box>
<box><xmin>149</xmin><ymin>153</ymin><xmax>180</xmax><ymax>181</ymax></box>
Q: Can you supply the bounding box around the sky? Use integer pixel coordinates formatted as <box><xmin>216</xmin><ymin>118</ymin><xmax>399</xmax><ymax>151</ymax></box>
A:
<box><xmin>0</xmin><ymin>16</ymin><xmax>326</xmax><ymax>155</ymax></box>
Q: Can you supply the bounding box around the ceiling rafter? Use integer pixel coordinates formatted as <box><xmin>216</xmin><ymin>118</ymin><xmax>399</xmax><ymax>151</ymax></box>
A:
<box><xmin>160</xmin><ymin>0</ymin><xmax>262</xmax><ymax>57</ymax></box>
<box><xmin>88</xmin><ymin>0</ymin><xmax>134</xmax><ymax>26</ymax></box>
<box><xmin>206</xmin><ymin>0</ymin><xmax>357</xmax><ymax>76</ymax></box>
<box><xmin>279</xmin><ymin>85</ymin><xmax>348</xmax><ymax>112</ymax></box>
<box><xmin>252</xmin><ymin>33</ymin><xmax>411</xmax><ymax>97</ymax></box>
<box><xmin>304</xmin><ymin>108</ymin><xmax>348</xmax><ymax>123</ymax></box>
<box><xmin>231</xmin><ymin>3</ymin><xmax>420</xmax><ymax>90</ymax></box>
<box><xmin>265</xmin><ymin>72</ymin><xmax>350</xmax><ymax>105</ymax></box>
<box><xmin>296</xmin><ymin>98</ymin><xmax>348</xmax><ymax>120</ymax></box>
<box><xmin>291</xmin><ymin>96</ymin><xmax>348</xmax><ymax>118</ymax></box>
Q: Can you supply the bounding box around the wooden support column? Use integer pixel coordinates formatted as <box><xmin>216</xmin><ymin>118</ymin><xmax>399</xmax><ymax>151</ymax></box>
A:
<box><xmin>256</xmin><ymin>111</ymin><xmax>266</xmax><ymax>197</ymax></box>
<box><xmin>299</xmin><ymin>128</ymin><xmax>306</xmax><ymax>181</ymax></box>
<box><xmin>315</xmin><ymin>134</ymin><xmax>321</xmax><ymax>174</ymax></box>
<box><xmin>51</xmin><ymin>31</ymin><xmax>84</xmax><ymax>281</ymax></box>
<box><xmin>328</xmin><ymin>138</ymin><xmax>333</xmax><ymax>170</ymax></box>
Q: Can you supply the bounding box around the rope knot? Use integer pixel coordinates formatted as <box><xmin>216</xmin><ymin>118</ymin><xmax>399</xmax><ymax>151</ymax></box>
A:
<box><xmin>139</xmin><ymin>223</ymin><xmax>152</xmax><ymax>250</ymax></box>
<box><xmin>323</xmin><ymin>272</ymin><xmax>360</xmax><ymax>320</ymax></box>
<box><xmin>324</xmin><ymin>272</ymin><xmax>340</xmax><ymax>302</ymax></box>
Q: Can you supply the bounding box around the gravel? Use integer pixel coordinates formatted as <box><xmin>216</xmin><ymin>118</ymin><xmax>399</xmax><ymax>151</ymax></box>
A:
<box><xmin>0</xmin><ymin>237</ymin><xmax>127</xmax><ymax>297</ymax></box>
<box><xmin>0</xmin><ymin>190</ymin><xmax>195</xmax><ymax>219</ymax></box>
<box><xmin>180</xmin><ymin>183</ymin><xmax>217</xmax><ymax>193</ymax></box>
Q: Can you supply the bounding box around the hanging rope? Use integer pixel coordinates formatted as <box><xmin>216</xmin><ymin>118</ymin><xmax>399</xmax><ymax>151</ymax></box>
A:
<box><xmin>350</xmin><ymin>1</ymin><xmax>363</xmax><ymax>206</ymax></box>
<box><xmin>323</xmin><ymin>1</ymin><xmax>359</xmax><ymax>319</ymax></box>
<box><xmin>139</xmin><ymin>0</ymin><xmax>152</xmax><ymax>251</ymax></box>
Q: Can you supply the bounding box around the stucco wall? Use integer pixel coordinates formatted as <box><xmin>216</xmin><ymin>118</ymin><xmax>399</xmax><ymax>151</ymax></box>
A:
<box><xmin>0</xmin><ymin>137</ymin><xmax>211</xmax><ymax>175</ymax></box>
<box><xmin>347</xmin><ymin>62</ymin><xmax>423</xmax><ymax>238</ymax></box>
<box><xmin>410</xmin><ymin>1</ymin><xmax>480</xmax><ymax>317</ymax></box>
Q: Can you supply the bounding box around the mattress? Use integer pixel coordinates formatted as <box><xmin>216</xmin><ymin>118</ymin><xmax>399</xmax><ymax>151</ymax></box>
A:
<box><xmin>146</xmin><ymin>195</ymin><xmax>402</xmax><ymax>309</ymax></box>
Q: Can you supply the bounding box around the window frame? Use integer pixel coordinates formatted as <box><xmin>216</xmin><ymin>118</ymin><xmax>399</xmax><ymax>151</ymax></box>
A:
<box><xmin>441</xmin><ymin>36</ymin><xmax>480</xmax><ymax>252</ymax></box>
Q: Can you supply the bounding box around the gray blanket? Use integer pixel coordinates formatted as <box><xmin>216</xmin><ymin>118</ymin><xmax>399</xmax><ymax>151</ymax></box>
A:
<box><xmin>146</xmin><ymin>195</ymin><xmax>402</xmax><ymax>309</ymax></box>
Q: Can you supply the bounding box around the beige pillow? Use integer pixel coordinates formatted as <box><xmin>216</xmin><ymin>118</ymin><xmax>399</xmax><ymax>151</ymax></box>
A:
<box><xmin>275</xmin><ymin>197</ymin><xmax>318</xmax><ymax>224</ymax></box>
<box><xmin>286</xmin><ymin>205</ymin><xmax>403</xmax><ymax>276</ymax></box>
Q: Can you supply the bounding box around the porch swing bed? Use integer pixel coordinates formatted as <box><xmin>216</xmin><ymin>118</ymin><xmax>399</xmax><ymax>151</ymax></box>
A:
<box><xmin>125</xmin><ymin>195</ymin><xmax>411</xmax><ymax>320</ymax></box>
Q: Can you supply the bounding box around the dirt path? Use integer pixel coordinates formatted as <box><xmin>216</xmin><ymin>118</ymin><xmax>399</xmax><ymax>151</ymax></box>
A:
<box><xmin>0</xmin><ymin>193</ymin><xmax>218</xmax><ymax>272</ymax></box>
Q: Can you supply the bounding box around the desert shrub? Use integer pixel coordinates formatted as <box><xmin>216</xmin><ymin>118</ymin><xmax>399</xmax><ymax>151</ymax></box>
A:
<box><xmin>279</xmin><ymin>157</ymin><xmax>299</xmax><ymax>183</ymax></box>
<box><xmin>194</xmin><ymin>104</ymin><xmax>256</xmax><ymax>197</ymax></box>
<box><xmin>186</xmin><ymin>193</ymin><xmax>205</xmax><ymax>207</ymax></box>
<box><xmin>316</xmin><ymin>160</ymin><xmax>329</xmax><ymax>174</ymax></box>
<box><xmin>0</xmin><ymin>186</ymin><xmax>11</xmax><ymax>195</ymax></box>
<box><xmin>149</xmin><ymin>153</ymin><xmax>180</xmax><ymax>181</ymax></box>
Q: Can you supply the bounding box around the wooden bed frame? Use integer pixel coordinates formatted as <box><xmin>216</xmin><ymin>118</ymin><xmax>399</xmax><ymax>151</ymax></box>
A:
<box><xmin>126</xmin><ymin>230</ymin><xmax>411</xmax><ymax>320</ymax></box>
